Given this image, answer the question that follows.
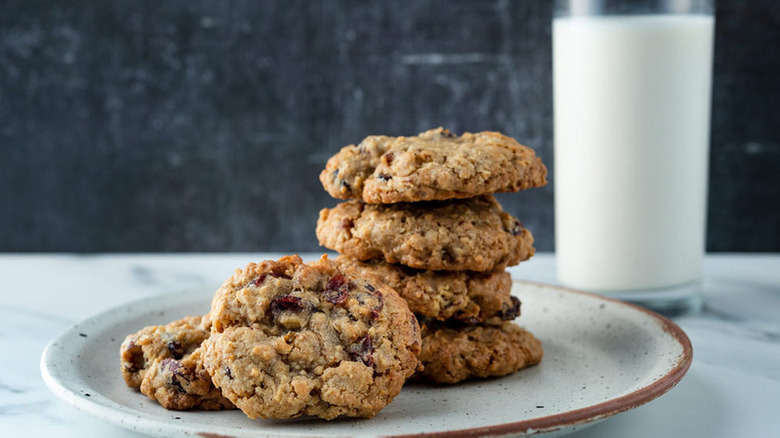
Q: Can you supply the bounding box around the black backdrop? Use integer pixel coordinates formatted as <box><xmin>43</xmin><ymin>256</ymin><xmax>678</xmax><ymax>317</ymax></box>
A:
<box><xmin>1</xmin><ymin>0</ymin><xmax>778</xmax><ymax>252</ymax></box>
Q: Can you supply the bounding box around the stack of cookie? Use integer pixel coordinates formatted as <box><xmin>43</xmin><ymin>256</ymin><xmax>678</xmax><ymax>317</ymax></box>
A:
<box><xmin>316</xmin><ymin>128</ymin><xmax>547</xmax><ymax>383</ymax></box>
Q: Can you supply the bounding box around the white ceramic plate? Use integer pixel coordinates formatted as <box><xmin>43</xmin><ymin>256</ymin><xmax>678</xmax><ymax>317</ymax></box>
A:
<box><xmin>41</xmin><ymin>281</ymin><xmax>691</xmax><ymax>438</ymax></box>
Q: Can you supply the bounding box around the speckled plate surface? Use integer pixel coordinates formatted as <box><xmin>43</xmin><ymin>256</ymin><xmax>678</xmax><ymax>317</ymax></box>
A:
<box><xmin>41</xmin><ymin>281</ymin><xmax>692</xmax><ymax>438</ymax></box>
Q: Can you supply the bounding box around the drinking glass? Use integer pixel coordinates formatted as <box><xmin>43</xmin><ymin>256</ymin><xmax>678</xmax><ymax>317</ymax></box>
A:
<box><xmin>553</xmin><ymin>0</ymin><xmax>715</xmax><ymax>315</ymax></box>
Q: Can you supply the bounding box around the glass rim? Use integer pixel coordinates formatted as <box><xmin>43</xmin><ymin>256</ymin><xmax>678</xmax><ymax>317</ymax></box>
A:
<box><xmin>554</xmin><ymin>0</ymin><xmax>715</xmax><ymax>17</ymax></box>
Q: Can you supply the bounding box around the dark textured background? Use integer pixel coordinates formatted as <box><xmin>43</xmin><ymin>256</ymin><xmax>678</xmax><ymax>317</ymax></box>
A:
<box><xmin>1</xmin><ymin>0</ymin><xmax>778</xmax><ymax>253</ymax></box>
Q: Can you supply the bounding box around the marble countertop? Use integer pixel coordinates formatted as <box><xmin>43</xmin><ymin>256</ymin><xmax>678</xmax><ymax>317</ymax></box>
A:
<box><xmin>1</xmin><ymin>253</ymin><xmax>778</xmax><ymax>437</ymax></box>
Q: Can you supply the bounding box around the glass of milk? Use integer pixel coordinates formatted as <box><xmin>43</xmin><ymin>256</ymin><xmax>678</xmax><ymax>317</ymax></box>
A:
<box><xmin>553</xmin><ymin>0</ymin><xmax>715</xmax><ymax>315</ymax></box>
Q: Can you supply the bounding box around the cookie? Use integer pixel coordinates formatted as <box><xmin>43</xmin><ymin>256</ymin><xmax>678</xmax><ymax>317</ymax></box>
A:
<box><xmin>204</xmin><ymin>254</ymin><xmax>421</xmax><ymax>420</ymax></box>
<box><xmin>120</xmin><ymin>316</ymin><xmax>234</xmax><ymax>410</ymax></box>
<box><xmin>415</xmin><ymin>320</ymin><xmax>543</xmax><ymax>384</ymax></box>
<box><xmin>316</xmin><ymin>195</ymin><xmax>535</xmax><ymax>272</ymax></box>
<box><xmin>320</xmin><ymin>127</ymin><xmax>547</xmax><ymax>203</ymax></box>
<box><xmin>337</xmin><ymin>256</ymin><xmax>521</xmax><ymax>324</ymax></box>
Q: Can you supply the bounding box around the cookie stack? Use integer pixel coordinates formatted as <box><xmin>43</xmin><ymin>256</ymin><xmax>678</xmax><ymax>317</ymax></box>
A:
<box><xmin>316</xmin><ymin>128</ymin><xmax>547</xmax><ymax>383</ymax></box>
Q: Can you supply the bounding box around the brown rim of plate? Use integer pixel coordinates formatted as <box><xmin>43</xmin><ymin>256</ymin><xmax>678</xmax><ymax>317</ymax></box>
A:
<box><xmin>387</xmin><ymin>280</ymin><xmax>694</xmax><ymax>438</ymax></box>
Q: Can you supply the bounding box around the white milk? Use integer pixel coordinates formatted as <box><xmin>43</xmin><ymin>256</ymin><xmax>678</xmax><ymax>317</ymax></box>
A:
<box><xmin>553</xmin><ymin>15</ymin><xmax>714</xmax><ymax>291</ymax></box>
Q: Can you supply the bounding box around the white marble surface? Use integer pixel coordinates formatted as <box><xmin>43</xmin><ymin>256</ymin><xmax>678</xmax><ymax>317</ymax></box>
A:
<box><xmin>1</xmin><ymin>253</ymin><xmax>778</xmax><ymax>437</ymax></box>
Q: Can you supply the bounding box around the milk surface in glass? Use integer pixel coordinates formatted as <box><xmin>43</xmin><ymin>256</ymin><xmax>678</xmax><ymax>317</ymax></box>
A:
<box><xmin>553</xmin><ymin>15</ymin><xmax>714</xmax><ymax>291</ymax></box>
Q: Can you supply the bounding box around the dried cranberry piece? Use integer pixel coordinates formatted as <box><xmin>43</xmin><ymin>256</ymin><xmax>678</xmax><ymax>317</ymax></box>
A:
<box><xmin>510</xmin><ymin>220</ymin><xmax>525</xmax><ymax>236</ymax></box>
<box><xmin>377</xmin><ymin>173</ymin><xmax>392</xmax><ymax>181</ymax></box>
<box><xmin>323</xmin><ymin>274</ymin><xmax>351</xmax><ymax>305</ymax></box>
<box><xmin>251</xmin><ymin>274</ymin><xmax>267</xmax><ymax>287</ymax></box>
<box><xmin>169</xmin><ymin>378</ymin><xmax>186</xmax><ymax>393</ymax></box>
<box><xmin>253</xmin><ymin>267</ymin><xmax>293</xmax><ymax>286</ymax></box>
<box><xmin>500</xmin><ymin>296</ymin><xmax>521</xmax><ymax>320</ymax></box>
<box><xmin>161</xmin><ymin>358</ymin><xmax>183</xmax><ymax>374</ymax></box>
<box><xmin>348</xmin><ymin>335</ymin><xmax>375</xmax><ymax>367</ymax></box>
<box><xmin>270</xmin><ymin>295</ymin><xmax>304</xmax><ymax>313</ymax></box>
<box><xmin>161</xmin><ymin>358</ymin><xmax>193</xmax><ymax>393</ymax></box>
<box><xmin>370</xmin><ymin>291</ymin><xmax>384</xmax><ymax>320</ymax></box>
<box><xmin>353</xmin><ymin>282</ymin><xmax>383</xmax><ymax>320</ymax></box>
<box><xmin>454</xmin><ymin>314</ymin><xmax>482</xmax><ymax>326</ymax></box>
<box><xmin>167</xmin><ymin>340</ymin><xmax>184</xmax><ymax>359</ymax></box>
<box><xmin>332</xmin><ymin>169</ymin><xmax>352</xmax><ymax>191</ymax></box>
<box><xmin>327</xmin><ymin>275</ymin><xmax>347</xmax><ymax>290</ymax></box>
<box><xmin>224</xmin><ymin>366</ymin><xmax>234</xmax><ymax>380</ymax></box>
<box><xmin>340</xmin><ymin>218</ymin><xmax>354</xmax><ymax>230</ymax></box>
<box><xmin>383</xmin><ymin>152</ymin><xmax>395</xmax><ymax>165</ymax></box>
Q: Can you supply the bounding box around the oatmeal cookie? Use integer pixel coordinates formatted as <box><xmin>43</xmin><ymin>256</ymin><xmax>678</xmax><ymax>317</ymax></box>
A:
<box><xmin>415</xmin><ymin>320</ymin><xmax>543</xmax><ymax>384</ymax></box>
<box><xmin>316</xmin><ymin>195</ymin><xmax>535</xmax><ymax>272</ymax></box>
<box><xmin>337</xmin><ymin>256</ymin><xmax>521</xmax><ymax>324</ymax></box>
<box><xmin>204</xmin><ymin>255</ymin><xmax>421</xmax><ymax>420</ymax></box>
<box><xmin>120</xmin><ymin>316</ymin><xmax>234</xmax><ymax>410</ymax></box>
<box><xmin>320</xmin><ymin>127</ymin><xmax>547</xmax><ymax>203</ymax></box>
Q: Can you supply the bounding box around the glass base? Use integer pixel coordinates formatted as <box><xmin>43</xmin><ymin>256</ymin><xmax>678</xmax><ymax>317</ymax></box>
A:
<box><xmin>598</xmin><ymin>282</ymin><xmax>703</xmax><ymax>318</ymax></box>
